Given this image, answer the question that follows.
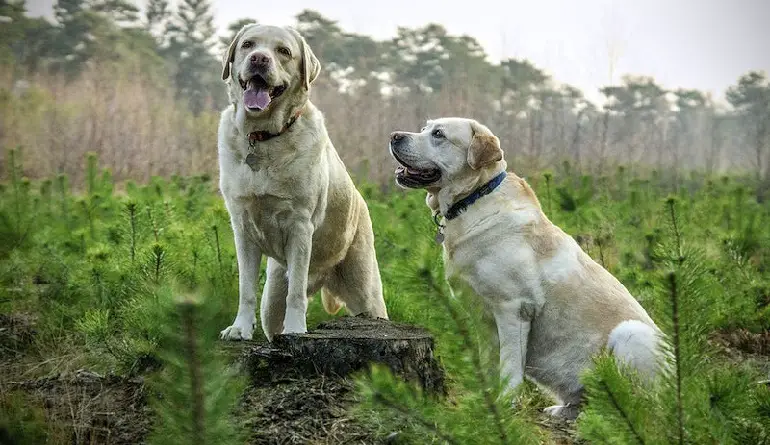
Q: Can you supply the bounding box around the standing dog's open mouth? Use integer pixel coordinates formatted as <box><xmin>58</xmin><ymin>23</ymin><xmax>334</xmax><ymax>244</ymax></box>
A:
<box><xmin>239</xmin><ymin>74</ymin><xmax>287</xmax><ymax>112</ymax></box>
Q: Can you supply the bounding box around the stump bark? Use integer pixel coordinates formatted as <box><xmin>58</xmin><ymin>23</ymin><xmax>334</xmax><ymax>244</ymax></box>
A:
<box><xmin>239</xmin><ymin>316</ymin><xmax>446</xmax><ymax>395</ymax></box>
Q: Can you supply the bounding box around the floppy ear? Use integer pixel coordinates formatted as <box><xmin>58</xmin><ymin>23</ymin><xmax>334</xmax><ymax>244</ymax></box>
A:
<box><xmin>287</xmin><ymin>27</ymin><xmax>321</xmax><ymax>90</ymax></box>
<box><xmin>221</xmin><ymin>24</ymin><xmax>255</xmax><ymax>81</ymax></box>
<box><xmin>467</xmin><ymin>120</ymin><xmax>503</xmax><ymax>170</ymax></box>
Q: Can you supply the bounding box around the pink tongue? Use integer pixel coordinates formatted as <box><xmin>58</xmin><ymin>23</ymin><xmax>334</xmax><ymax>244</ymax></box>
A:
<box><xmin>243</xmin><ymin>88</ymin><xmax>271</xmax><ymax>111</ymax></box>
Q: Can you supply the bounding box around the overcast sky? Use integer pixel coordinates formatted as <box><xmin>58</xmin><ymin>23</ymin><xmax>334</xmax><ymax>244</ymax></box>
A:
<box><xmin>25</xmin><ymin>0</ymin><xmax>770</xmax><ymax>105</ymax></box>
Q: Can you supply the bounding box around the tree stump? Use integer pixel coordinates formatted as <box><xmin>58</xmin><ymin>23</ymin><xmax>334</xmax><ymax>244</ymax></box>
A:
<box><xmin>239</xmin><ymin>316</ymin><xmax>446</xmax><ymax>395</ymax></box>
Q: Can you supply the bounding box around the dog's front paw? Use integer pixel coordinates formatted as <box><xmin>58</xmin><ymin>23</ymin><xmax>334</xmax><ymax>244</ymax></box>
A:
<box><xmin>281</xmin><ymin>321</ymin><xmax>307</xmax><ymax>335</ymax></box>
<box><xmin>281</xmin><ymin>307</ymin><xmax>307</xmax><ymax>335</ymax></box>
<box><xmin>220</xmin><ymin>319</ymin><xmax>254</xmax><ymax>341</ymax></box>
<box><xmin>543</xmin><ymin>404</ymin><xmax>579</xmax><ymax>420</ymax></box>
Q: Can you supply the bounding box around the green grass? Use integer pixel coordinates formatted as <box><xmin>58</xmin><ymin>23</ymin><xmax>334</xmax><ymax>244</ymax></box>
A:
<box><xmin>2</xmin><ymin>148</ymin><xmax>770</xmax><ymax>444</ymax></box>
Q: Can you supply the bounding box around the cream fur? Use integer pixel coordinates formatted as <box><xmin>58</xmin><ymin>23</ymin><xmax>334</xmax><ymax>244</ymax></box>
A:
<box><xmin>389</xmin><ymin>117</ymin><xmax>666</xmax><ymax>419</ymax></box>
<box><xmin>218</xmin><ymin>24</ymin><xmax>388</xmax><ymax>342</ymax></box>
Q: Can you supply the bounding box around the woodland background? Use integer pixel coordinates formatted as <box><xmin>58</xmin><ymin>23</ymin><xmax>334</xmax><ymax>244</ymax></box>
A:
<box><xmin>1</xmin><ymin>0</ymin><xmax>769</xmax><ymax>194</ymax></box>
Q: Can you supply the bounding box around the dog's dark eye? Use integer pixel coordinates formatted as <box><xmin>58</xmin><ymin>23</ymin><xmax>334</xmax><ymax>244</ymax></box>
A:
<box><xmin>241</xmin><ymin>41</ymin><xmax>253</xmax><ymax>49</ymax></box>
<box><xmin>432</xmin><ymin>129</ymin><xmax>444</xmax><ymax>139</ymax></box>
<box><xmin>276</xmin><ymin>47</ymin><xmax>292</xmax><ymax>57</ymax></box>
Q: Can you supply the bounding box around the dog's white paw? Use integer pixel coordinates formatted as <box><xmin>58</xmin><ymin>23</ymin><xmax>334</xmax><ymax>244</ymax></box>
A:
<box><xmin>281</xmin><ymin>320</ymin><xmax>307</xmax><ymax>335</ymax></box>
<box><xmin>281</xmin><ymin>307</ymin><xmax>307</xmax><ymax>335</ymax></box>
<box><xmin>543</xmin><ymin>404</ymin><xmax>579</xmax><ymax>420</ymax></box>
<box><xmin>219</xmin><ymin>318</ymin><xmax>254</xmax><ymax>341</ymax></box>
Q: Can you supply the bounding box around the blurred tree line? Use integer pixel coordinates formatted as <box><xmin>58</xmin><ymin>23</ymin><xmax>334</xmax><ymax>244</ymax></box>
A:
<box><xmin>1</xmin><ymin>0</ymin><xmax>769</xmax><ymax>194</ymax></box>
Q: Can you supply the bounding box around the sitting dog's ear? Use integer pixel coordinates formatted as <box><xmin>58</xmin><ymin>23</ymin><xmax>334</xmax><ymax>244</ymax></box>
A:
<box><xmin>287</xmin><ymin>27</ymin><xmax>321</xmax><ymax>90</ymax></box>
<box><xmin>221</xmin><ymin>24</ymin><xmax>255</xmax><ymax>81</ymax></box>
<box><xmin>467</xmin><ymin>120</ymin><xmax>503</xmax><ymax>170</ymax></box>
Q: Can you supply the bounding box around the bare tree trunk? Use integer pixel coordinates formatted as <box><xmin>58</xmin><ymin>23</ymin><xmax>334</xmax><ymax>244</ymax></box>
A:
<box><xmin>537</xmin><ymin>110</ymin><xmax>545</xmax><ymax>162</ymax></box>
<box><xmin>705</xmin><ymin>115</ymin><xmax>721</xmax><ymax>175</ymax></box>
<box><xmin>755</xmin><ymin>117</ymin><xmax>767</xmax><ymax>181</ymax></box>
<box><xmin>571</xmin><ymin>110</ymin><xmax>585</xmax><ymax>170</ymax></box>
<box><xmin>597</xmin><ymin>111</ymin><xmax>610</xmax><ymax>175</ymax></box>
<box><xmin>528</xmin><ymin>111</ymin><xmax>537</xmax><ymax>158</ymax></box>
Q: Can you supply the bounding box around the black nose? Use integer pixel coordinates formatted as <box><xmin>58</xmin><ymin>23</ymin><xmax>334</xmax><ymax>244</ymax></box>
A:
<box><xmin>390</xmin><ymin>132</ymin><xmax>406</xmax><ymax>144</ymax></box>
<box><xmin>249</xmin><ymin>52</ymin><xmax>271</xmax><ymax>66</ymax></box>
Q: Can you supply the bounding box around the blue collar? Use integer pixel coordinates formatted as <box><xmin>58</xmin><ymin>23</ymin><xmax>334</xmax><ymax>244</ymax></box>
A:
<box><xmin>443</xmin><ymin>171</ymin><xmax>507</xmax><ymax>220</ymax></box>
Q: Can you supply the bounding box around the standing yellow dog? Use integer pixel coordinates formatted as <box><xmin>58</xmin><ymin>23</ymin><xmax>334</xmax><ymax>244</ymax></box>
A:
<box><xmin>217</xmin><ymin>24</ymin><xmax>388</xmax><ymax>342</ymax></box>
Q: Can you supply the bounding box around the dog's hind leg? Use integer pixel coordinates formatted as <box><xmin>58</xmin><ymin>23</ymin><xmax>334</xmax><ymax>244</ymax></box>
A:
<box><xmin>324</xmin><ymin>220</ymin><xmax>388</xmax><ymax>320</ymax></box>
<box><xmin>260</xmin><ymin>258</ymin><xmax>288</xmax><ymax>342</ymax></box>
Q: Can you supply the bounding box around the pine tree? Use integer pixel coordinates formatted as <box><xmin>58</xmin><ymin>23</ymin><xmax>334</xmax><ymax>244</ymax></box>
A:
<box><xmin>91</xmin><ymin>0</ymin><xmax>139</xmax><ymax>28</ymax></box>
<box><xmin>52</xmin><ymin>0</ymin><xmax>93</xmax><ymax>75</ymax></box>
<box><xmin>146</xmin><ymin>292</ymin><xmax>247</xmax><ymax>445</ymax></box>
<box><xmin>145</xmin><ymin>0</ymin><xmax>170</xmax><ymax>48</ymax></box>
<box><xmin>167</xmin><ymin>0</ymin><xmax>218</xmax><ymax>114</ymax></box>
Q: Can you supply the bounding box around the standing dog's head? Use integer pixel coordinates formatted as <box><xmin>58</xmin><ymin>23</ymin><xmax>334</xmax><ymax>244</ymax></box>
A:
<box><xmin>221</xmin><ymin>24</ymin><xmax>320</xmax><ymax>116</ymax></box>
<box><xmin>388</xmin><ymin>117</ymin><xmax>505</xmax><ymax>191</ymax></box>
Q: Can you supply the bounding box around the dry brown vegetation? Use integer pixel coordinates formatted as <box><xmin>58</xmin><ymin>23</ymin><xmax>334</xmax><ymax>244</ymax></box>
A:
<box><xmin>2</xmin><ymin>60</ymin><xmax>763</xmax><ymax>190</ymax></box>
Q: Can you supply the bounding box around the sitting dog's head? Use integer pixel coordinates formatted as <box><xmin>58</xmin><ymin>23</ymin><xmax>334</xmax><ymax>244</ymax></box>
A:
<box><xmin>221</xmin><ymin>24</ymin><xmax>320</xmax><ymax>115</ymax></box>
<box><xmin>388</xmin><ymin>117</ymin><xmax>505</xmax><ymax>191</ymax></box>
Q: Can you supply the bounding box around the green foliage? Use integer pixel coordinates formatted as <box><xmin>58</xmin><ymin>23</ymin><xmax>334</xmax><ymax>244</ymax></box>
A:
<box><xmin>145</xmin><ymin>292</ymin><xmax>248</xmax><ymax>445</ymax></box>
<box><xmin>0</xmin><ymin>391</ymin><xmax>51</xmax><ymax>444</ymax></box>
<box><xmin>2</xmin><ymin>149</ymin><xmax>770</xmax><ymax>443</ymax></box>
<box><xmin>354</xmin><ymin>250</ymin><xmax>543</xmax><ymax>444</ymax></box>
<box><xmin>577</xmin><ymin>197</ymin><xmax>770</xmax><ymax>445</ymax></box>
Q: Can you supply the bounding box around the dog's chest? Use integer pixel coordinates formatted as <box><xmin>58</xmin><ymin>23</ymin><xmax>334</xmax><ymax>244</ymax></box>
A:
<box><xmin>442</xmin><ymin>226</ymin><xmax>540</xmax><ymax>302</ymax></box>
<box><xmin>231</xmin><ymin>194</ymin><xmax>299</xmax><ymax>260</ymax></box>
<box><xmin>220</xmin><ymin>156</ymin><xmax>281</xmax><ymax>198</ymax></box>
<box><xmin>220</xmin><ymin>158</ymin><xmax>308</xmax><ymax>258</ymax></box>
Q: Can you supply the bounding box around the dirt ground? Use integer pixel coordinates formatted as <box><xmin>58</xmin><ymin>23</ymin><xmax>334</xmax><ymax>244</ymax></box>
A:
<box><xmin>0</xmin><ymin>315</ymin><xmax>425</xmax><ymax>445</ymax></box>
<box><xmin>2</xmin><ymin>313</ymin><xmax>768</xmax><ymax>445</ymax></box>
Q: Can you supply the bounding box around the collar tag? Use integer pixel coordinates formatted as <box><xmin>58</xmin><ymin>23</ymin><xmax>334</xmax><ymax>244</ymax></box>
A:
<box><xmin>432</xmin><ymin>211</ymin><xmax>446</xmax><ymax>244</ymax></box>
<box><xmin>244</xmin><ymin>153</ymin><xmax>259</xmax><ymax>171</ymax></box>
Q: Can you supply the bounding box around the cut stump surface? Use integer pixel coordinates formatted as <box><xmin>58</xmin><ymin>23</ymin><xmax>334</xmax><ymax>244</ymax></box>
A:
<box><xmin>238</xmin><ymin>316</ymin><xmax>446</xmax><ymax>395</ymax></box>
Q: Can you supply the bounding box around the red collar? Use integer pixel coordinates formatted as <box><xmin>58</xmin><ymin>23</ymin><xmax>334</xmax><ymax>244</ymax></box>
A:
<box><xmin>247</xmin><ymin>108</ymin><xmax>304</xmax><ymax>147</ymax></box>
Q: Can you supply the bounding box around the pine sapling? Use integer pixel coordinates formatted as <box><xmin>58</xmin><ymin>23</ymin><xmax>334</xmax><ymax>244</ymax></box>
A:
<box><xmin>125</xmin><ymin>200</ymin><xmax>138</xmax><ymax>263</ymax></box>
<box><xmin>211</xmin><ymin>224</ymin><xmax>223</xmax><ymax>277</ymax></box>
<box><xmin>544</xmin><ymin>171</ymin><xmax>554</xmax><ymax>218</ymax></box>
<box><xmin>666</xmin><ymin>272</ymin><xmax>685</xmax><ymax>445</ymax></box>
<box><xmin>146</xmin><ymin>292</ymin><xmax>247</xmax><ymax>445</ymax></box>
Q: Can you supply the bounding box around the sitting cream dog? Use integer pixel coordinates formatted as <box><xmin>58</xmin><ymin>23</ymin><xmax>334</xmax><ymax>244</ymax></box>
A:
<box><xmin>388</xmin><ymin>117</ymin><xmax>665</xmax><ymax>419</ymax></box>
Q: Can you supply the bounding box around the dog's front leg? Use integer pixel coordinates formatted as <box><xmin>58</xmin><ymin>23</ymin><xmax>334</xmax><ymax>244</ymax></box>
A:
<box><xmin>282</xmin><ymin>222</ymin><xmax>313</xmax><ymax>334</ymax></box>
<box><xmin>494</xmin><ymin>299</ymin><xmax>535</xmax><ymax>392</ymax></box>
<box><xmin>220</xmin><ymin>214</ymin><xmax>262</xmax><ymax>341</ymax></box>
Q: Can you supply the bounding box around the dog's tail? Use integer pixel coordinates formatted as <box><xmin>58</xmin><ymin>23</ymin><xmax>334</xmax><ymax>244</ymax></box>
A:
<box><xmin>607</xmin><ymin>320</ymin><xmax>669</xmax><ymax>383</ymax></box>
<box><xmin>321</xmin><ymin>288</ymin><xmax>345</xmax><ymax>315</ymax></box>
